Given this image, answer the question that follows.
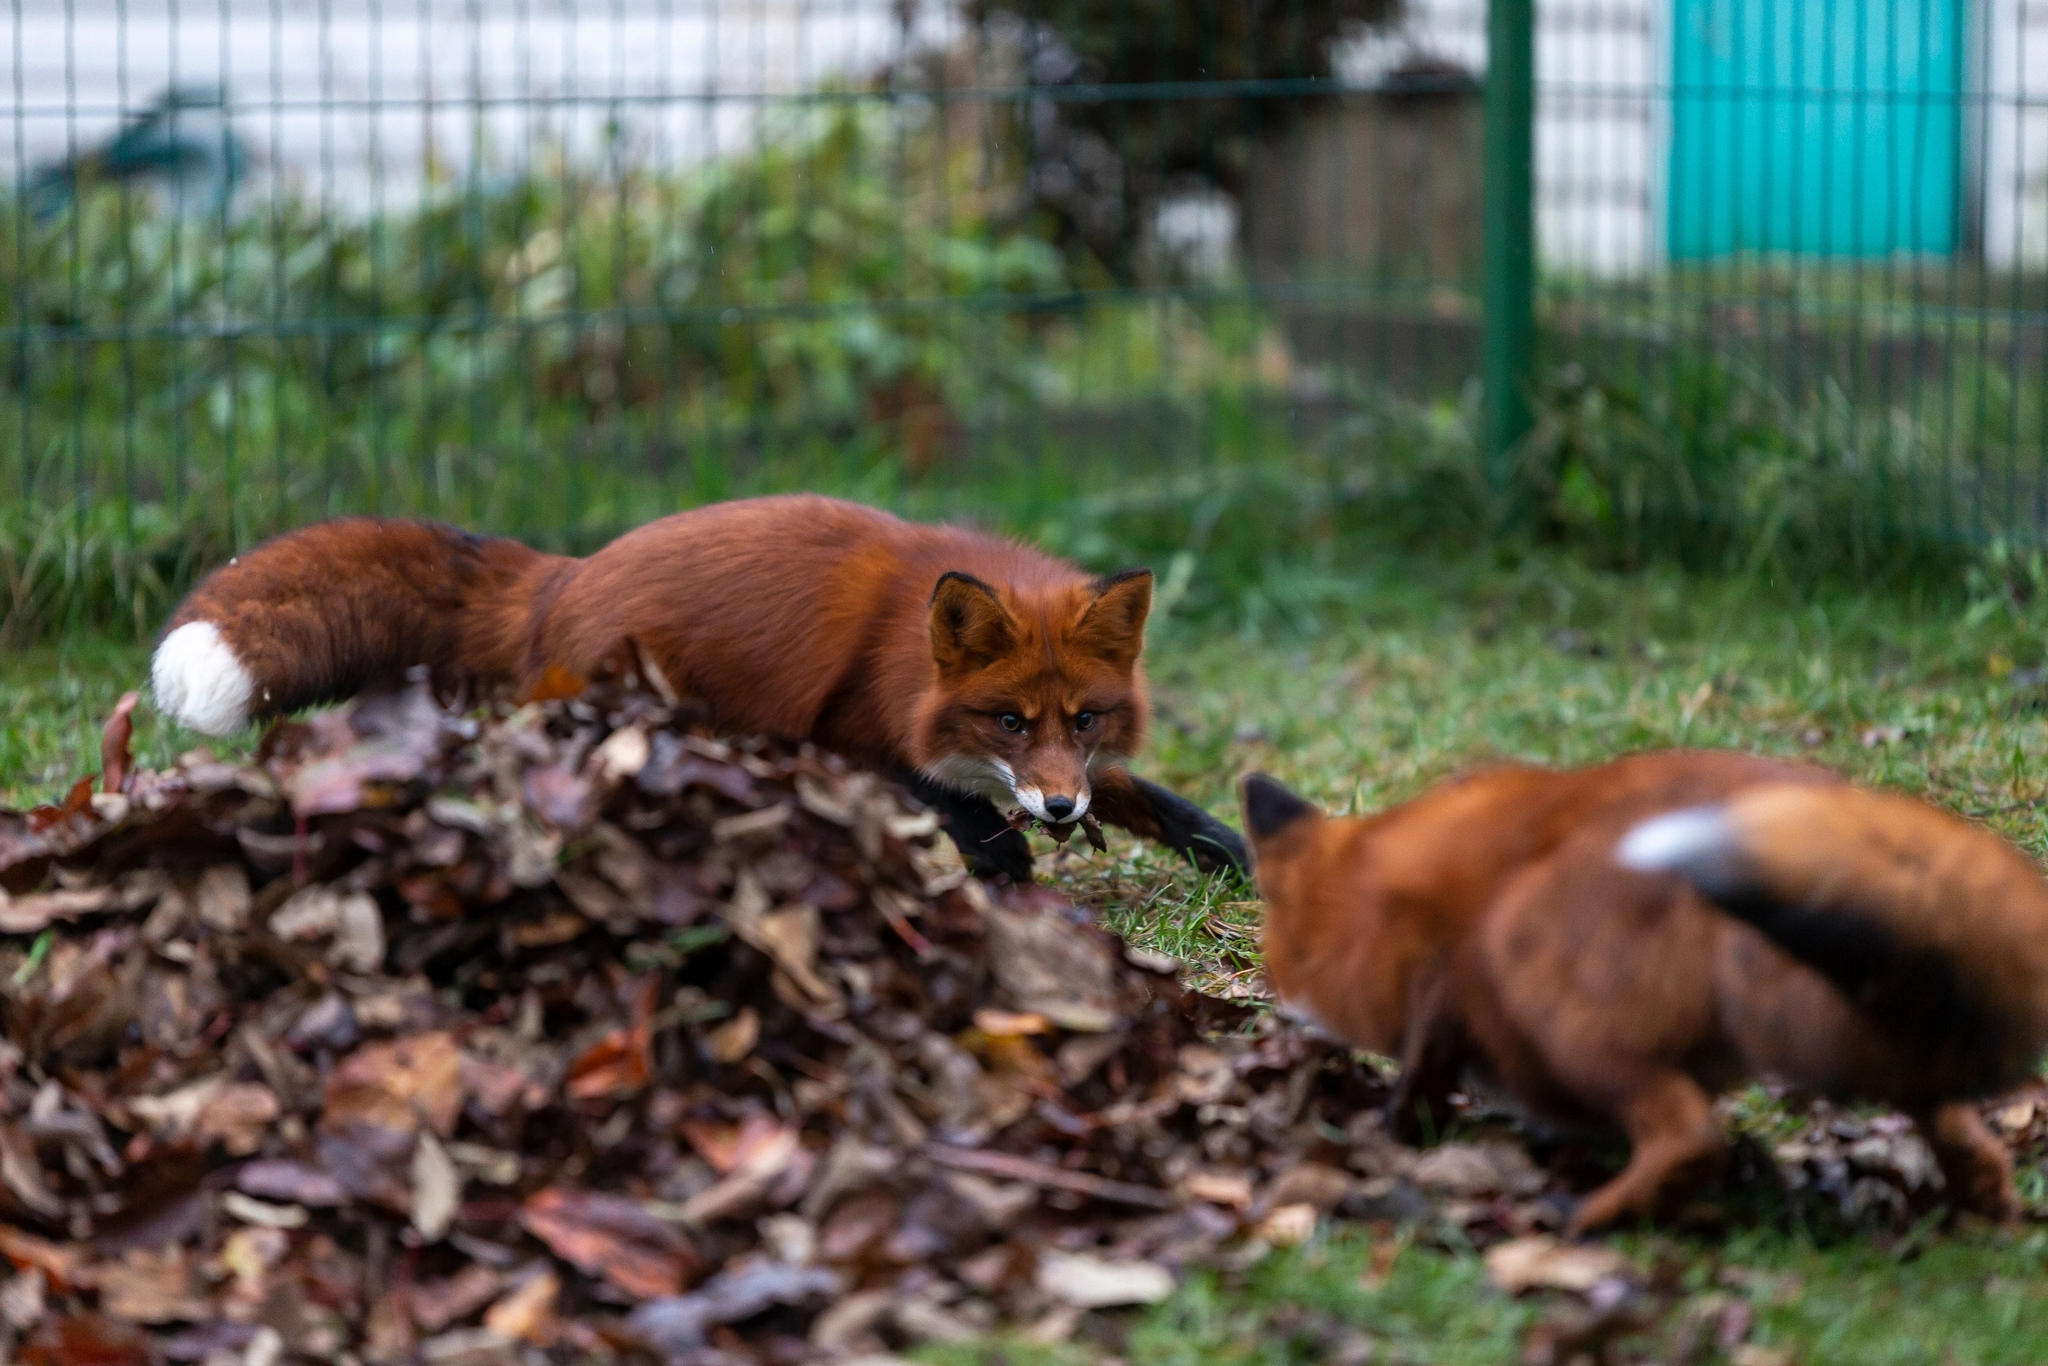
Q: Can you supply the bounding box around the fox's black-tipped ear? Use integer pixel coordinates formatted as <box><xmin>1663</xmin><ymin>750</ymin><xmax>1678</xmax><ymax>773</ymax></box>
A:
<box><xmin>930</xmin><ymin>571</ymin><xmax>1017</xmax><ymax>676</ymax></box>
<box><xmin>1073</xmin><ymin>567</ymin><xmax>1153</xmax><ymax>668</ymax></box>
<box><xmin>1240</xmin><ymin>773</ymin><xmax>1319</xmax><ymax>839</ymax></box>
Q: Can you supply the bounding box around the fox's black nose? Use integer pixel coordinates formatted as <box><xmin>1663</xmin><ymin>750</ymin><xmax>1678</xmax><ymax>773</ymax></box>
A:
<box><xmin>1044</xmin><ymin>795</ymin><xmax>1076</xmax><ymax>821</ymax></box>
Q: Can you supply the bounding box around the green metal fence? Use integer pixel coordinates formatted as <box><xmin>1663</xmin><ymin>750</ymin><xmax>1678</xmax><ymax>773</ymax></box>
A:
<box><xmin>4</xmin><ymin>0</ymin><xmax>2046</xmax><ymax>639</ymax></box>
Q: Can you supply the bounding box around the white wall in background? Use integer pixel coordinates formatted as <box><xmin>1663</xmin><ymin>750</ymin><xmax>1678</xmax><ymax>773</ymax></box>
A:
<box><xmin>1336</xmin><ymin>0</ymin><xmax>1661</xmax><ymax>279</ymax></box>
<box><xmin>0</xmin><ymin>0</ymin><xmax>936</xmax><ymax>206</ymax></box>
<box><xmin>1981</xmin><ymin>0</ymin><xmax>2048</xmax><ymax>269</ymax></box>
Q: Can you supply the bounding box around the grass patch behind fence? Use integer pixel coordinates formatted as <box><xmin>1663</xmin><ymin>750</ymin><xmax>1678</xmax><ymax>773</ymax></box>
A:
<box><xmin>10</xmin><ymin>79</ymin><xmax>2048</xmax><ymax>645</ymax></box>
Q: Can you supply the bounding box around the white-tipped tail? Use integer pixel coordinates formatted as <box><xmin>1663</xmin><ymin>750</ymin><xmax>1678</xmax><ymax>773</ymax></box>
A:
<box><xmin>151</xmin><ymin>621</ymin><xmax>256</xmax><ymax>735</ymax></box>
<box><xmin>1615</xmin><ymin>804</ymin><xmax>1739</xmax><ymax>876</ymax></box>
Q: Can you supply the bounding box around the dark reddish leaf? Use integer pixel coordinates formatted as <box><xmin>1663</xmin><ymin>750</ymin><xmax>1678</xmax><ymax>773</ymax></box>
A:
<box><xmin>518</xmin><ymin>1188</ymin><xmax>701</xmax><ymax>1300</ymax></box>
<box><xmin>99</xmin><ymin>694</ymin><xmax>139</xmax><ymax>797</ymax></box>
<box><xmin>0</xmin><ymin>1227</ymin><xmax>85</xmax><ymax>1290</ymax></box>
<box><xmin>18</xmin><ymin>1313</ymin><xmax>151</xmax><ymax>1366</ymax></box>
<box><xmin>563</xmin><ymin>1029</ymin><xmax>649</xmax><ymax>1102</ymax></box>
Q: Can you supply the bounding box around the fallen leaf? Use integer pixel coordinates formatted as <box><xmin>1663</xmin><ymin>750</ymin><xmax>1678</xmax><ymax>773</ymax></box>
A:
<box><xmin>197</xmin><ymin>1084</ymin><xmax>280</xmax><ymax>1156</ymax></box>
<box><xmin>269</xmin><ymin>886</ymin><xmax>385</xmax><ymax>974</ymax></box>
<box><xmin>564</xmin><ymin>1029</ymin><xmax>651</xmax><ymax>1103</ymax></box>
<box><xmin>971</xmin><ymin>1009</ymin><xmax>1052</xmax><ymax>1037</ymax></box>
<box><xmin>89</xmin><ymin>1249</ymin><xmax>209</xmax><ymax>1324</ymax></box>
<box><xmin>0</xmin><ymin>1225</ymin><xmax>84</xmax><ymax>1289</ymax></box>
<box><xmin>723</xmin><ymin>886</ymin><xmax>839</xmax><ymax>1011</ymax></box>
<box><xmin>323</xmin><ymin>1032</ymin><xmax>464</xmax><ymax>1137</ymax></box>
<box><xmin>1485</xmin><ymin>1236</ymin><xmax>1632</xmax><ymax>1295</ymax></box>
<box><xmin>315</xmin><ymin>1120</ymin><xmax>417</xmax><ymax>1211</ymax></box>
<box><xmin>18</xmin><ymin>1312</ymin><xmax>151</xmax><ymax>1366</ymax></box>
<box><xmin>624</xmin><ymin>1260</ymin><xmax>842</xmax><ymax>1354</ymax></box>
<box><xmin>702</xmin><ymin>1007</ymin><xmax>759</xmax><ymax>1064</ymax></box>
<box><xmin>1254</xmin><ymin>1202</ymin><xmax>1318</xmax><ymax>1246</ymax></box>
<box><xmin>234</xmin><ymin>1160</ymin><xmax>347</xmax><ymax>1208</ymax></box>
<box><xmin>218</xmin><ymin>1193</ymin><xmax>309</xmax><ymax>1229</ymax></box>
<box><xmin>679</xmin><ymin>1111</ymin><xmax>788</xmax><ymax>1177</ymax></box>
<box><xmin>518</xmin><ymin>1187</ymin><xmax>701</xmax><ymax>1300</ymax></box>
<box><xmin>99</xmin><ymin>694</ymin><xmax>139</xmax><ymax>796</ymax></box>
<box><xmin>417</xmin><ymin>1327</ymin><xmax>519</xmax><ymax>1366</ymax></box>
<box><xmin>1408</xmin><ymin>1142</ymin><xmax>1545</xmax><ymax>1198</ymax></box>
<box><xmin>1266</xmin><ymin>1161</ymin><xmax>1356</xmax><ymax>1212</ymax></box>
<box><xmin>593</xmin><ymin>727</ymin><xmax>650</xmax><ymax>783</ymax></box>
<box><xmin>282</xmin><ymin>694</ymin><xmax>449</xmax><ymax>818</ymax></box>
<box><xmin>194</xmin><ymin>866</ymin><xmax>251</xmax><ymax>933</ymax></box>
<box><xmin>1183</xmin><ymin>1170</ymin><xmax>1254</xmax><ymax>1209</ymax></box>
<box><xmin>412</xmin><ymin>1130</ymin><xmax>461</xmax><ymax>1240</ymax></box>
<box><xmin>1</xmin><ymin>1122</ymin><xmax>65</xmax><ymax>1217</ymax></box>
<box><xmin>1035</xmin><ymin>1251</ymin><xmax>1175</xmax><ymax>1308</ymax></box>
<box><xmin>409</xmin><ymin>1265</ymin><xmax>506</xmax><ymax>1333</ymax></box>
<box><xmin>0</xmin><ymin>1266</ymin><xmax>45</xmax><ymax>1332</ymax></box>
<box><xmin>678</xmin><ymin>1123</ymin><xmax>807</xmax><ymax>1225</ymax></box>
<box><xmin>481</xmin><ymin>1269</ymin><xmax>560</xmax><ymax>1344</ymax></box>
<box><xmin>1732</xmin><ymin>1350</ymin><xmax>1795</xmax><ymax>1366</ymax></box>
<box><xmin>213</xmin><ymin>1227</ymin><xmax>289</xmax><ymax>1304</ymax></box>
<box><xmin>0</xmin><ymin>887</ymin><xmax>115</xmax><ymax>934</ymax></box>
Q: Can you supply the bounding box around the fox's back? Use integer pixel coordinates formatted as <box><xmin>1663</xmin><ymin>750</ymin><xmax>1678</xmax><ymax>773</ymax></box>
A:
<box><xmin>533</xmin><ymin>494</ymin><xmax>1085</xmax><ymax>755</ymax></box>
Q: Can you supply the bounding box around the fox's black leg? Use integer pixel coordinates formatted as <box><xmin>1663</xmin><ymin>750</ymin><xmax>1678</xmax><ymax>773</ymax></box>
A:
<box><xmin>1386</xmin><ymin>977</ymin><xmax>1469</xmax><ymax>1145</ymax></box>
<box><xmin>1091</xmin><ymin>769</ymin><xmax>1251</xmax><ymax>879</ymax></box>
<box><xmin>898</xmin><ymin>771</ymin><xmax>1036</xmax><ymax>884</ymax></box>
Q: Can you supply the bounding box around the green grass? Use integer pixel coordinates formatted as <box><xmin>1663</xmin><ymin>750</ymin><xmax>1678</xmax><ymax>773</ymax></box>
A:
<box><xmin>10</xmin><ymin>547</ymin><xmax>2048</xmax><ymax>1361</ymax></box>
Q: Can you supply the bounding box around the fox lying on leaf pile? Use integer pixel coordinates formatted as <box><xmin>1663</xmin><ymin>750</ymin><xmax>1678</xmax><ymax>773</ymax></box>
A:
<box><xmin>149</xmin><ymin>494</ymin><xmax>1248</xmax><ymax>881</ymax></box>
<box><xmin>1241</xmin><ymin>751</ymin><xmax>2048</xmax><ymax>1231</ymax></box>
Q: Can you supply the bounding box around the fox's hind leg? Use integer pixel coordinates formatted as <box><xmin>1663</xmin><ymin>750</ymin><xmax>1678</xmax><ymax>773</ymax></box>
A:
<box><xmin>1913</xmin><ymin>1102</ymin><xmax>2018</xmax><ymax>1222</ymax></box>
<box><xmin>1569</xmin><ymin>1070</ymin><xmax>1726</xmax><ymax>1232</ymax></box>
<box><xmin>1091</xmin><ymin>769</ymin><xmax>1250</xmax><ymax>878</ymax></box>
<box><xmin>900</xmin><ymin>772</ymin><xmax>1036</xmax><ymax>883</ymax></box>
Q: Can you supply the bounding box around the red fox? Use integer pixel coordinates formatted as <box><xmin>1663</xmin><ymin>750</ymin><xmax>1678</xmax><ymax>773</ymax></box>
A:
<box><xmin>1239</xmin><ymin>752</ymin><xmax>2048</xmax><ymax>1230</ymax></box>
<box><xmin>149</xmin><ymin>495</ymin><xmax>1247</xmax><ymax>881</ymax></box>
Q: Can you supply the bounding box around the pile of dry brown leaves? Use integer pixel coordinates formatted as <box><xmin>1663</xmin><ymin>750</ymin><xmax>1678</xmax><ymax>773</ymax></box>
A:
<box><xmin>0</xmin><ymin>680</ymin><xmax>2039</xmax><ymax>1366</ymax></box>
<box><xmin>0</xmin><ymin>680</ymin><xmax>1404</xmax><ymax>1365</ymax></box>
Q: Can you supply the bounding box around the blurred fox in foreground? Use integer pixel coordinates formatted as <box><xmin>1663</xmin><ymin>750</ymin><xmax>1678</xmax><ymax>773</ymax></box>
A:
<box><xmin>1239</xmin><ymin>751</ymin><xmax>2048</xmax><ymax>1231</ymax></box>
<box><xmin>148</xmin><ymin>495</ymin><xmax>1248</xmax><ymax>882</ymax></box>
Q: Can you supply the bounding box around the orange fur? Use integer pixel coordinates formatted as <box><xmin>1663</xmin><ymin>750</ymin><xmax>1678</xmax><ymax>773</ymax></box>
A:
<box><xmin>1241</xmin><ymin>751</ymin><xmax>2048</xmax><ymax>1230</ymax></box>
<box><xmin>155</xmin><ymin>496</ymin><xmax>1248</xmax><ymax>878</ymax></box>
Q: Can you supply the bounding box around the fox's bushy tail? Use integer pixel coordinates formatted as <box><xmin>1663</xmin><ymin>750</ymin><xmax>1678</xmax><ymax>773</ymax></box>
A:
<box><xmin>151</xmin><ymin>518</ymin><xmax>572</xmax><ymax>735</ymax></box>
<box><xmin>1619</xmin><ymin>784</ymin><xmax>2048</xmax><ymax>1096</ymax></box>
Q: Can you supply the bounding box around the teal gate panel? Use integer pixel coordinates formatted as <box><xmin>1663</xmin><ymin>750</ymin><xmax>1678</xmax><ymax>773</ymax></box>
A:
<box><xmin>1669</xmin><ymin>0</ymin><xmax>1963</xmax><ymax>258</ymax></box>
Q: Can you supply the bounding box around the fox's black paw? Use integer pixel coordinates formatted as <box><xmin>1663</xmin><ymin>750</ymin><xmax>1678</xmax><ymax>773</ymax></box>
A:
<box><xmin>961</xmin><ymin>827</ymin><xmax>1035</xmax><ymax>884</ymax></box>
<box><xmin>898</xmin><ymin>770</ymin><xmax>1037</xmax><ymax>885</ymax></box>
<box><xmin>1186</xmin><ymin>823</ymin><xmax>1252</xmax><ymax>882</ymax></box>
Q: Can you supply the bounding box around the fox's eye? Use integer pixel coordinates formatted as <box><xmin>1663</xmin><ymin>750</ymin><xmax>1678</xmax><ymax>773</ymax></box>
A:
<box><xmin>998</xmin><ymin>713</ymin><xmax>1024</xmax><ymax>733</ymax></box>
<box><xmin>1074</xmin><ymin>711</ymin><xmax>1095</xmax><ymax>732</ymax></box>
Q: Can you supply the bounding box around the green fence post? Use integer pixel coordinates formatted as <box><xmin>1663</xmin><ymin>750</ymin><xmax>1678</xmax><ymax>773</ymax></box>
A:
<box><xmin>1482</xmin><ymin>0</ymin><xmax>1536</xmax><ymax>494</ymax></box>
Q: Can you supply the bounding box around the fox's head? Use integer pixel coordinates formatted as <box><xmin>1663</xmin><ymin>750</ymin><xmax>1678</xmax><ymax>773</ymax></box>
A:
<box><xmin>1237</xmin><ymin>773</ymin><xmax>1414</xmax><ymax>1054</ymax></box>
<box><xmin>914</xmin><ymin>567</ymin><xmax>1153</xmax><ymax>824</ymax></box>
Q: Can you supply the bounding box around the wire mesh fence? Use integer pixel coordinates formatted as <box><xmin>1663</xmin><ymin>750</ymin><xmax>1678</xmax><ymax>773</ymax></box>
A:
<box><xmin>4</xmin><ymin>0</ymin><xmax>2046</xmax><ymax>638</ymax></box>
